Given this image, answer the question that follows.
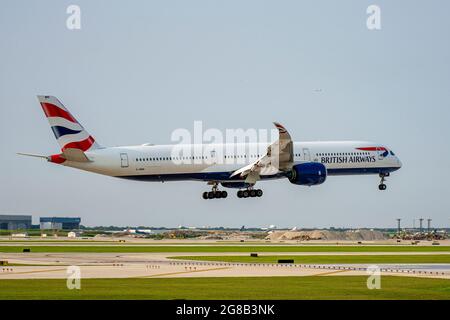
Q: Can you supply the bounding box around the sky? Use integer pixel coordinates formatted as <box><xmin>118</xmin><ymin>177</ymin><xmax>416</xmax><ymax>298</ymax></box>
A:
<box><xmin>1</xmin><ymin>0</ymin><xmax>449</xmax><ymax>228</ymax></box>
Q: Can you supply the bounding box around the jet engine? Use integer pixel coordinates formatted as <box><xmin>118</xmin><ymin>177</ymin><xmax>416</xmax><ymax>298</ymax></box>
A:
<box><xmin>288</xmin><ymin>163</ymin><xmax>327</xmax><ymax>186</ymax></box>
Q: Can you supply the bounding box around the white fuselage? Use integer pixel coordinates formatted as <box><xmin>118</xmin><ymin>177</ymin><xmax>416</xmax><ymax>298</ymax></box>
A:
<box><xmin>60</xmin><ymin>141</ymin><xmax>402</xmax><ymax>183</ymax></box>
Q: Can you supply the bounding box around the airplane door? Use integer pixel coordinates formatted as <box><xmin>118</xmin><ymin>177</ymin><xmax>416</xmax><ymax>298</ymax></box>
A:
<box><xmin>303</xmin><ymin>148</ymin><xmax>311</xmax><ymax>161</ymax></box>
<box><xmin>120</xmin><ymin>153</ymin><xmax>129</xmax><ymax>168</ymax></box>
<box><xmin>210</xmin><ymin>150</ymin><xmax>217</xmax><ymax>164</ymax></box>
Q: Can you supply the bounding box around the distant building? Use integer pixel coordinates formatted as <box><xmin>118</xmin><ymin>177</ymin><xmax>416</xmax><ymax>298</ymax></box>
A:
<box><xmin>67</xmin><ymin>231</ymin><xmax>79</xmax><ymax>238</ymax></box>
<box><xmin>40</xmin><ymin>217</ymin><xmax>81</xmax><ymax>230</ymax></box>
<box><xmin>11</xmin><ymin>233</ymin><xmax>28</xmax><ymax>238</ymax></box>
<box><xmin>0</xmin><ymin>215</ymin><xmax>32</xmax><ymax>230</ymax></box>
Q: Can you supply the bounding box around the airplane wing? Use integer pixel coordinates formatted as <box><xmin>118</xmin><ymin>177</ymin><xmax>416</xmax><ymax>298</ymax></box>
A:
<box><xmin>230</xmin><ymin>122</ymin><xmax>294</xmax><ymax>184</ymax></box>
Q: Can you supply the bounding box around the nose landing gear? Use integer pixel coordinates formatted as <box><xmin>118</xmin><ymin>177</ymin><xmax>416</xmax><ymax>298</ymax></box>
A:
<box><xmin>378</xmin><ymin>173</ymin><xmax>389</xmax><ymax>191</ymax></box>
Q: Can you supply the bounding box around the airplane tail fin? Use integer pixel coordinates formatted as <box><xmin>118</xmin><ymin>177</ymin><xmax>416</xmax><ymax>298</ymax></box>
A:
<box><xmin>37</xmin><ymin>95</ymin><xmax>101</xmax><ymax>152</ymax></box>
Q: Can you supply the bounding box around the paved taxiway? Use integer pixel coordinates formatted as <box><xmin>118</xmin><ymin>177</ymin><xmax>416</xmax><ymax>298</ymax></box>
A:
<box><xmin>0</xmin><ymin>252</ymin><xmax>449</xmax><ymax>280</ymax></box>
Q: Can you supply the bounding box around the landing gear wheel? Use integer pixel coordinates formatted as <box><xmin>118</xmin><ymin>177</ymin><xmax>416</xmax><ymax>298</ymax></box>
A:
<box><xmin>256</xmin><ymin>189</ymin><xmax>263</xmax><ymax>197</ymax></box>
<box><xmin>378</xmin><ymin>173</ymin><xmax>388</xmax><ymax>191</ymax></box>
<box><xmin>202</xmin><ymin>182</ymin><xmax>229</xmax><ymax>199</ymax></box>
<box><xmin>237</xmin><ymin>190</ymin><xmax>243</xmax><ymax>198</ymax></box>
<box><xmin>249</xmin><ymin>190</ymin><xmax>256</xmax><ymax>197</ymax></box>
<box><xmin>242</xmin><ymin>190</ymin><xmax>249</xmax><ymax>198</ymax></box>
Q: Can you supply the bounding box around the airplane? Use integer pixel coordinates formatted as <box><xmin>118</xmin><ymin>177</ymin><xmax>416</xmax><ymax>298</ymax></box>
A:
<box><xmin>19</xmin><ymin>96</ymin><xmax>402</xmax><ymax>200</ymax></box>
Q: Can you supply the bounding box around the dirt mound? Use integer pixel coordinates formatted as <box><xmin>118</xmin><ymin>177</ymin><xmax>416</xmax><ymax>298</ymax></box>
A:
<box><xmin>266</xmin><ymin>229</ymin><xmax>387</xmax><ymax>241</ymax></box>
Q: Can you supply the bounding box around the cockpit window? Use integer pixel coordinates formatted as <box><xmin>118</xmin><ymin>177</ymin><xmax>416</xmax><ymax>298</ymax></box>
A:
<box><xmin>390</xmin><ymin>151</ymin><xmax>395</xmax><ymax>156</ymax></box>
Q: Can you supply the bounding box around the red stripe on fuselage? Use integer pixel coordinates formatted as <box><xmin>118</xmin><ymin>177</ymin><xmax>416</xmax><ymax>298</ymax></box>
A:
<box><xmin>40</xmin><ymin>102</ymin><xmax>77</xmax><ymax>123</ymax></box>
<box><xmin>62</xmin><ymin>136</ymin><xmax>95</xmax><ymax>152</ymax></box>
<box><xmin>356</xmin><ymin>147</ymin><xmax>387</xmax><ymax>151</ymax></box>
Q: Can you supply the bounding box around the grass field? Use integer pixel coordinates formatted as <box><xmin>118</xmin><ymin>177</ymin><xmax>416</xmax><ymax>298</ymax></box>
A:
<box><xmin>170</xmin><ymin>255</ymin><xmax>450</xmax><ymax>264</ymax></box>
<box><xmin>0</xmin><ymin>276</ymin><xmax>448</xmax><ymax>299</ymax></box>
<box><xmin>0</xmin><ymin>240</ymin><xmax>432</xmax><ymax>245</ymax></box>
<box><xmin>1</xmin><ymin>245</ymin><xmax>449</xmax><ymax>253</ymax></box>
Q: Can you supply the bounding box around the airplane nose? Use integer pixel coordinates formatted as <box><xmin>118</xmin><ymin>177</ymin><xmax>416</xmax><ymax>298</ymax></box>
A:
<box><xmin>396</xmin><ymin>157</ymin><xmax>402</xmax><ymax>168</ymax></box>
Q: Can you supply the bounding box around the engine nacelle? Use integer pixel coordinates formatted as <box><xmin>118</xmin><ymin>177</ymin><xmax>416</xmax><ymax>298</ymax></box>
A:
<box><xmin>288</xmin><ymin>163</ymin><xmax>327</xmax><ymax>186</ymax></box>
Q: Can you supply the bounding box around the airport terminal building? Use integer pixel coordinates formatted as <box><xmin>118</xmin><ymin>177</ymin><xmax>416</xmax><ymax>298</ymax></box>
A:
<box><xmin>0</xmin><ymin>215</ymin><xmax>32</xmax><ymax>230</ymax></box>
<box><xmin>40</xmin><ymin>217</ymin><xmax>81</xmax><ymax>230</ymax></box>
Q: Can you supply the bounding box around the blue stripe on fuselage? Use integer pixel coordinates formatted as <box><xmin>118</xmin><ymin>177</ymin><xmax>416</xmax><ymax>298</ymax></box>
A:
<box><xmin>327</xmin><ymin>166</ymin><xmax>400</xmax><ymax>175</ymax></box>
<box><xmin>116</xmin><ymin>171</ymin><xmax>284</xmax><ymax>182</ymax></box>
<box><xmin>115</xmin><ymin>166</ymin><xmax>400</xmax><ymax>182</ymax></box>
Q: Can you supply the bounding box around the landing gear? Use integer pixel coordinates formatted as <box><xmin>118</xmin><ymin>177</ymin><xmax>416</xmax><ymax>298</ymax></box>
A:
<box><xmin>202</xmin><ymin>183</ymin><xmax>227</xmax><ymax>200</ymax></box>
<box><xmin>378</xmin><ymin>173</ymin><xmax>388</xmax><ymax>191</ymax></box>
<box><xmin>237</xmin><ymin>188</ymin><xmax>263</xmax><ymax>199</ymax></box>
<box><xmin>203</xmin><ymin>182</ymin><xmax>263</xmax><ymax>199</ymax></box>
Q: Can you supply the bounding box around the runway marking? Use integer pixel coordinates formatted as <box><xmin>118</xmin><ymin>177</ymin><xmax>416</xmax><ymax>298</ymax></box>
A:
<box><xmin>313</xmin><ymin>269</ymin><xmax>350</xmax><ymax>276</ymax></box>
<box><xmin>137</xmin><ymin>266</ymin><xmax>231</xmax><ymax>278</ymax></box>
<box><xmin>0</xmin><ymin>267</ymin><xmax>68</xmax><ymax>276</ymax></box>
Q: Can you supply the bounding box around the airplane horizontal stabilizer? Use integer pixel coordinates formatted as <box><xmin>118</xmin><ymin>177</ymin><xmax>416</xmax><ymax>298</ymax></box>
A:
<box><xmin>62</xmin><ymin>148</ymin><xmax>91</xmax><ymax>162</ymax></box>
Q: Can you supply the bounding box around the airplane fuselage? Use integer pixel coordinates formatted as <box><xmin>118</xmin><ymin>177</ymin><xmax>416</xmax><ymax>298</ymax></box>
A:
<box><xmin>62</xmin><ymin>141</ymin><xmax>402</xmax><ymax>183</ymax></box>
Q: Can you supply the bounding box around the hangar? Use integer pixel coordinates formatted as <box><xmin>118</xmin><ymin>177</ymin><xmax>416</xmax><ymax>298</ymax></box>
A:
<box><xmin>0</xmin><ymin>215</ymin><xmax>32</xmax><ymax>230</ymax></box>
<box><xmin>40</xmin><ymin>217</ymin><xmax>81</xmax><ymax>230</ymax></box>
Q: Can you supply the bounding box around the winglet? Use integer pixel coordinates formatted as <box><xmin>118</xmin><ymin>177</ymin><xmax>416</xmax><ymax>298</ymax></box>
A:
<box><xmin>273</xmin><ymin>122</ymin><xmax>287</xmax><ymax>133</ymax></box>
<box><xmin>230</xmin><ymin>122</ymin><xmax>294</xmax><ymax>180</ymax></box>
<box><xmin>272</xmin><ymin>122</ymin><xmax>293</xmax><ymax>169</ymax></box>
<box><xmin>273</xmin><ymin>122</ymin><xmax>292</xmax><ymax>141</ymax></box>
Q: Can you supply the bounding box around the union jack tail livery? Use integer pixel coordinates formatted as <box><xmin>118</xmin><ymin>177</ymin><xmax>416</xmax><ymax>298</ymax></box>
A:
<box><xmin>37</xmin><ymin>95</ymin><xmax>100</xmax><ymax>152</ymax></box>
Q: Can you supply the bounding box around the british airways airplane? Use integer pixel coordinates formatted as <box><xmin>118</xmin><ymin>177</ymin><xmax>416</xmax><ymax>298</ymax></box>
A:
<box><xmin>19</xmin><ymin>96</ymin><xmax>402</xmax><ymax>199</ymax></box>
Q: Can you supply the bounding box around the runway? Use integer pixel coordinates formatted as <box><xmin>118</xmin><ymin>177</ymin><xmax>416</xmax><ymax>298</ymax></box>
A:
<box><xmin>1</xmin><ymin>252</ymin><xmax>449</xmax><ymax>280</ymax></box>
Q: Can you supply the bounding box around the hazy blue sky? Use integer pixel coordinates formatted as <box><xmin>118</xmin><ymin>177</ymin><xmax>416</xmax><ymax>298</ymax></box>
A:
<box><xmin>1</xmin><ymin>1</ymin><xmax>449</xmax><ymax>228</ymax></box>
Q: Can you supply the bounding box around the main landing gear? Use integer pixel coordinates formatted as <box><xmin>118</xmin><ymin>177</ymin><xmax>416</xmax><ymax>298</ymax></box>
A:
<box><xmin>237</xmin><ymin>188</ymin><xmax>263</xmax><ymax>199</ymax></box>
<box><xmin>202</xmin><ymin>183</ymin><xmax>228</xmax><ymax>200</ymax></box>
<box><xmin>378</xmin><ymin>172</ymin><xmax>389</xmax><ymax>191</ymax></box>
<box><xmin>202</xmin><ymin>182</ymin><xmax>263</xmax><ymax>199</ymax></box>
